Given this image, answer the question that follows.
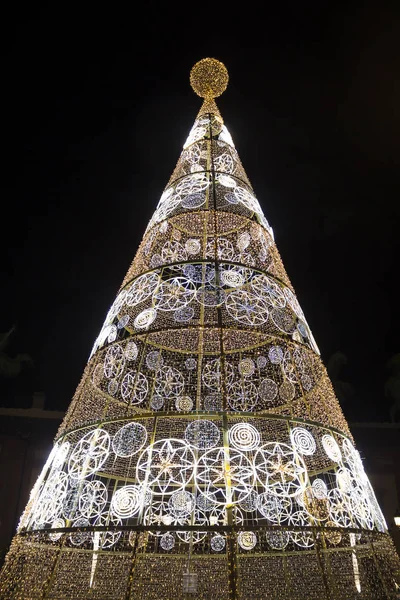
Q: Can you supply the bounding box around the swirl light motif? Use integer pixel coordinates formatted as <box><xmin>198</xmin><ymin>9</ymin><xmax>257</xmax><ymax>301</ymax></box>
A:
<box><xmin>229</xmin><ymin>422</ymin><xmax>260</xmax><ymax>451</ymax></box>
<box><xmin>322</xmin><ymin>434</ymin><xmax>342</xmax><ymax>463</ymax></box>
<box><xmin>110</xmin><ymin>485</ymin><xmax>143</xmax><ymax>519</ymax></box>
<box><xmin>290</xmin><ymin>427</ymin><xmax>316</xmax><ymax>456</ymax></box>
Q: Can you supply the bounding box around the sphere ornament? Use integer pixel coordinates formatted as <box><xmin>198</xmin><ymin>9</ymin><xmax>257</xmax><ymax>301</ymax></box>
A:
<box><xmin>190</xmin><ymin>58</ymin><xmax>229</xmax><ymax>99</ymax></box>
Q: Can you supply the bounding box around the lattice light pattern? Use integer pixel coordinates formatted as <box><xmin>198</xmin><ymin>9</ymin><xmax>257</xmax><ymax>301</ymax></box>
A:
<box><xmin>1</xmin><ymin>58</ymin><xmax>399</xmax><ymax>600</ymax></box>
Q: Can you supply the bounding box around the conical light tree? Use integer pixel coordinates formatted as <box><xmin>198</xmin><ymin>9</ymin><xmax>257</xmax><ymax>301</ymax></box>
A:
<box><xmin>1</xmin><ymin>58</ymin><xmax>399</xmax><ymax>600</ymax></box>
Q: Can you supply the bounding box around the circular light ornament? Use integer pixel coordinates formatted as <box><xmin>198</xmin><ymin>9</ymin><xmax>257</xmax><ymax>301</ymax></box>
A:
<box><xmin>175</xmin><ymin>396</ymin><xmax>193</xmax><ymax>411</ymax></box>
<box><xmin>112</xmin><ymin>422</ymin><xmax>148</xmax><ymax>458</ymax></box>
<box><xmin>68</xmin><ymin>429</ymin><xmax>110</xmax><ymax>480</ymax></box>
<box><xmin>196</xmin><ymin>446</ymin><xmax>255</xmax><ymax>506</ymax></box>
<box><xmin>229</xmin><ymin>422</ymin><xmax>260</xmax><ymax>451</ymax></box>
<box><xmin>322</xmin><ymin>434</ymin><xmax>342</xmax><ymax>463</ymax></box>
<box><xmin>136</xmin><ymin>439</ymin><xmax>195</xmax><ymax>495</ymax></box>
<box><xmin>69</xmin><ymin>518</ymin><xmax>91</xmax><ymax>546</ymax></box>
<box><xmin>78</xmin><ymin>480</ymin><xmax>108</xmax><ymax>519</ymax></box>
<box><xmin>211</xmin><ymin>534</ymin><xmax>226</xmax><ymax>552</ymax></box>
<box><xmin>110</xmin><ymin>485</ymin><xmax>142</xmax><ymax>519</ymax></box>
<box><xmin>150</xmin><ymin>396</ymin><xmax>164</xmax><ymax>410</ymax></box>
<box><xmin>185</xmin><ymin>238</ymin><xmax>201</xmax><ymax>255</ymax></box>
<box><xmin>258</xmin><ymin>378</ymin><xmax>278</xmax><ymax>403</ymax></box>
<box><xmin>103</xmin><ymin>345</ymin><xmax>125</xmax><ymax>379</ymax></box>
<box><xmin>257</xmin><ymin>491</ymin><xmax>292</xmax><ymax>523</ymax></box>
<box><xmin>266</xmin><ymin>530</ymin><xmax>289</xmax><ymax>550</ymax></box>
<box><xmin>168</xmin><ymin>490</ymin><xmax>196</xmax><ymax>518</ymax></box>
<box><xmin>257</xmin><ymin>355</ymin><xmax>267</xmax><ymax>368</ymax></box>
<box><xmin>323</xmin><ymin>521</ymin><xmax>342</xmax><ymax>545</ymax></box>
<box><xmin>49</xmin><ymin>518</ymin><xmax>65</xmax><ymax>542</ymax></box>
<box><xmin>134</xmin><ymin>308</ymin><xmax>157</xmax><ymax>330</ymax></box>
<box><xmin>268</xmin><ymin>346</ymin><xmax>284</xmax><ymax>364</ymax></box>
<box><xmin>220</xmin><ymin>265</ymin><xmax>245</xmax><ymax>288</ymax></box>
<box><xmin>155</xmin><ymin>366</ymin><xmax>185</xmax><ymax>398</ymax></box>
<box><xmin>185</xmin><ymin>420</ymin><xmax>220</xmax><ymax>449</ymax></box>
<box><xmin>146</xmin><ymin>351</ymin><xmax>163</xmax><ymax>371</ymax></box>
<box><xmin>181</xmin><ymin>192</ymin><xmax>206</xmax><ymax>209</ymax></box>
<box><xmin>174</xmin><ymin>306</ymin><xmax>194</xmax><ymax>323</ymax></box>
<box><xmin>124</xmin><ymin>341</ymin><xmax>138</xmax><ymax>360</ymax></box>
<box><xmin>290</xmin><ymin>427</ymin><xmax>316</xmax><ymax>456</ymax></box>
<box><xmin>238</xmin><ymin>531</ymin><xmax>257</xmax><ymax>550</ymax></box>
<box><xmin>185</xmin><ymin>358</ymin><xmax>197</xmax><ymax>370</ymax></box>
<box><xmin>238</xmin><ymin>358</ymin><xmax>255</xmax><ymax>377</ymax></box>
<box><xmin>253</xmin><ymin>442</ymin><xmax>308</xmax><ymax>497</ymax></box>
<box><xmin>312</xmin><ymin>478</ymin><xmax>328</xmax><ymax>499</ymax></box>
<box><xmin>237</xmin><ymin>231</ymin><xmax>251</xmax><ymax>251</ymax></box>
<box><xmin>160</xmin><ymin>532</ymin><xmax>175</xmax><ymax>551</ymax></box>
<box><xmin>125</xmin><ymin>272</ymin><xmax>160</xmax><ymax>307</ymax></box>
<box><xmin>227</xmin><ymin>380</ymin><xmax>258</xmax><ymax>412</ymax></box>
<box><xmin>121</xmin><ymin>371</ymin><xmax>148</xmax><ymax>405</ymax></box>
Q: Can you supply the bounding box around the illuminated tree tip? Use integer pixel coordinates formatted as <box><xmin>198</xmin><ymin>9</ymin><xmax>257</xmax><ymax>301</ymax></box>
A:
<box><xmin>190</xmin><ymin>58</ymin><xmax>229</xmax><ymax>99</ymax></box>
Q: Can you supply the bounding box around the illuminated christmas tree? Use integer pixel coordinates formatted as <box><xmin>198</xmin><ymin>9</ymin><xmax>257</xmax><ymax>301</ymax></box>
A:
<box><xmin>1</xmin><ymin>58</ymin><xmax>399</xmax><ymax>599</ymax></box>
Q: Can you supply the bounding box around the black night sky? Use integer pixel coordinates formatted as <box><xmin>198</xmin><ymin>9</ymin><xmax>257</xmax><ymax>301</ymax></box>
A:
<box><xmin>1</xmin><ymin>3</ymin><xmax>400</xmax><ymax>423</ymax></box>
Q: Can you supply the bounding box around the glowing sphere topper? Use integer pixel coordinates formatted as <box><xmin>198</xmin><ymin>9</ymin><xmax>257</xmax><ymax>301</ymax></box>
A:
<box><xmin>190</xmin><ymin>58</ymin><xmax>229</xmax><ymax>99</ymax></box>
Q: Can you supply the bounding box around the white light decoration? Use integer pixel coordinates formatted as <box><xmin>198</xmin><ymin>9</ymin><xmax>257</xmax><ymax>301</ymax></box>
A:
<box><xmin>103</xmin><ymin>345</ymin><xmax>126</xmax><ymax>379</ymax></box>
<box><xmin>322</xmin><ymin>434</ymin><xmax>342</xmax><ymax>463</ymax></box>
<box><xmin>258</xmin><ymin>378</ymin><xmax>278</xmax><ymax>402</ymax></box>
<box><xmin>196</xmin><ymin>446</ymin><xmax>255</xmax><ymax>506</ymax></box>
<box><xmin>185</xmin><ymin>238</ymin><xmax>201</xmax><ymax>254</ymax></box>
<box><xmin>69</xmin><ymin>517</ymin><xmax>91</xmax><ymax>546</ymax></box>
<box><xmin>268</xmin><ymin>346</ymin><xmax>284</xmax><ymax>364</ymax></box>
<box><xmin>185</xmin><ymin>420</ymin><xmax>220</xmax><ymax>449</ymax></box>
<box><xmin>226</xmin><ymin>289</ymin><xmax>270</xmax><ymax>326</ymax></box>
<box><xmin>238</xmin><ymin>358</ymin><xmax>255</xmax><ymax>376</ymax></box>
<box><xmin>146</xmin><ymin>351</ymin><xmax>164</xmax><ymax>371</ymax></box>
<box><xmin>254</xmin><ymin>442</ymin><xmax>308</xmax><ymax>497</ymax></box>
<box><xmin>289</xmin><ymin>510</ymin><xmax>314</xmax><ymax>548</ymax></box>
<box><xmin>160</xmin><ymin>532</ymin><xmax>175</xmax><ymax>551</ymax></box>
<box><xmin>175</xmin><ymin>396</ymin><xmax>193</xmax><ymax>411</ymax></box>
<box><xmin>229</xmin><ymin>422</ymin><xmax>260</xmax><ymax>451</ymax></box>
<box><xmin>78</xmin><ymin>480</ymin><xmax>108</xmax><ymax>518</ymax></box>
<box><xmin>168</xmin><ymin>490</ymin><xmax>196</xmax><ymax>517</ymax></box>
<box><xmin>227</xmin><ymin>380</ymin><xmax>259</xmax><ymax>412</ymax></box>
<box><xmin>49</xmin><ymin>519</ymin><xmax>65</xmax><ymax>542</ymax></box>
<box><xmin>155</xmin><ymin>365</ymin><xmax>185</xmax><ymax>398</ymax></box>
<box><xmin>136</xmin><ymin>439</ymin><xmax>195</xmax><ymax>495</ymax></box>
<box><xmin>350</xmin><ymin>533</ymin><xmax>362</xmax><ymax>593</ymax></box>
<box><xmin>110</xmin><ymin>485</ymin><xmax>143</xmax><ymax>519</ymax></box>
<box><xmin>120</xmin><ymin>371</ymin><xmax>149</xmax><ymax>405</ymax></box>
<box><xmin>68</xmin><ymin>429</ymin><xmax>110</xmax><ymax>480</ymax></box>
<box><xmin>312</xmin><ymin>478</ymin><xmax>328</xmax><ymax>499</ymax></box>
<box><xmin>238</xmin><ymin>531</ymin><xmax>257</xmax><ymax>550</ymax></box>
<box><xmin>112</xmin><ymin>422</ymin><xmax>148</xmax><ymax>458</ymax></box>
<box><xmin>211</xmin><ymin>534</ymin><xmax>226</xmax><ymax>551</ymax></box>
<box><xmin>94</xmin><ymin>512</ymin><xmax>122</xmax><ymax>549</ymax></box>
<box><xmin>266</xmin><ymin>530</ymin><xmax>289</xmax><ymax>550</ymax></box>
<box><xmin>257</xmin><ymin>491</ymin><xmax>292</xmax><ymax>523</ymax></box>
<box><xmin>134</xmin><ymin>308</ymin><xmax>157</xmax><ymax>329</ymax></box>
<box><xmin>290</xmin><ymin>427</ymin><xmax>316</xmax><ymax>456</ymax></box>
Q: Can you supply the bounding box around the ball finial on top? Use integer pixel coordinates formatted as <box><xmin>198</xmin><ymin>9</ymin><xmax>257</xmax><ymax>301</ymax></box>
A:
<box><xmin>190</xmin><ymin>58</ymin><xmax>229</xmax><ymax>99</ymax></box>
